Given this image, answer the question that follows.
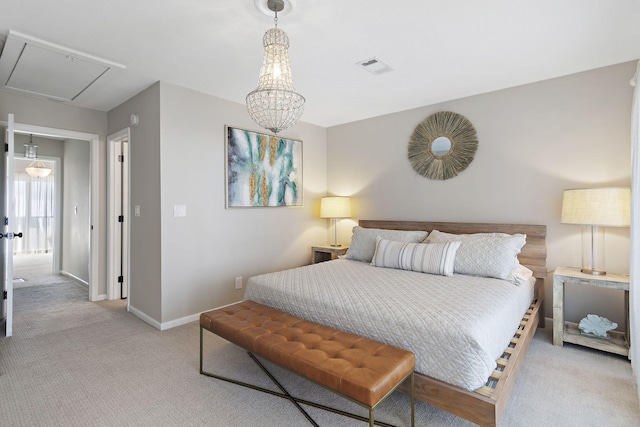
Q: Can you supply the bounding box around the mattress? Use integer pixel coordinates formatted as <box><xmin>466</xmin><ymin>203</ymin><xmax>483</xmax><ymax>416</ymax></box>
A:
<box><xmin>244</xmin><ymin>259</ymin><xmax>534</xmax><ymax>391</ymax></box>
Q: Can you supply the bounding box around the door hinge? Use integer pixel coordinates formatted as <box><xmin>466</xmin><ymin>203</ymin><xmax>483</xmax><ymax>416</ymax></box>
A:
<box><xmin>3</xmin><ymin>290</ymin><xmax>6</xmax><ymax>300</ymax></box>
<box><xmin>4</xmin><ymin>217</ymin><xmax>7</xmax><ymax>226</ymax></box>
<box><xmin>118</xmin><ymin>215</ymin><xmax>124</xmax><ymax>223</ymax></box>
<box><xmin>117</xmin><ymin>276</ymin><xmax>124</xmax><ymax>283</ymax></box>
<box><xmin>4</xmin><ymin>143</ymin><xmax>8</xmax><ymax>153</ymax></box>
<box><xmin>118</xmin><ymin>154</ymin><xmax>124</xmax><ymax>163</ymax></box>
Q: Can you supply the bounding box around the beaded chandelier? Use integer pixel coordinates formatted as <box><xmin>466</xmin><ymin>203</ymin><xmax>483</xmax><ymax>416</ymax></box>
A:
<box><xmin>246</xmin><ymin>0</ymin><xmax>304</xmax><ymax>135</ymax></box>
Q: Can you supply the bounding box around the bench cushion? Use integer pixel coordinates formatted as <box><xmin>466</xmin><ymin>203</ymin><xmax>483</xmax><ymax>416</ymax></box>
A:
<box><xmin>200</xmin><ymin>300</ymin><xmax>415</xmax><ymax>407</ymax></box>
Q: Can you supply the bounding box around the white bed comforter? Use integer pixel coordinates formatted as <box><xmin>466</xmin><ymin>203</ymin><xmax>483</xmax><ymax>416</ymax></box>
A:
<box><xmin>244</xmin><ymin>259</ymin><xmax>534</xmax><ymax>391</ymax></box>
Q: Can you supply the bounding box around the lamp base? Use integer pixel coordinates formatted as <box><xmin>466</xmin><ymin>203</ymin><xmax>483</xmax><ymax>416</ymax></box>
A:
<box><xmin>580</xmin><ymin>267</ymin><xmax>606</xmax><ymax>276</ymax></box>
<box><xmin>581</xmin><ymin>225</ymin><xmax>606</xmax><ymax>277</ymax></box>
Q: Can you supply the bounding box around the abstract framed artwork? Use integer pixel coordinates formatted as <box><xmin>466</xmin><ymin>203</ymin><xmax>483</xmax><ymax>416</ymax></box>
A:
<box><xmin>225</xmin><ymin>126</ymin><xmax>303</xmax><ymax>208</ymax></box>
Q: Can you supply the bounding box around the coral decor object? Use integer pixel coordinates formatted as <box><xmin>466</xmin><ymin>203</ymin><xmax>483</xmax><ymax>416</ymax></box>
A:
<box><xmin>578</xmin><ymin>314</ymin><xmax>617</xmax><ymax>339</ymax></box>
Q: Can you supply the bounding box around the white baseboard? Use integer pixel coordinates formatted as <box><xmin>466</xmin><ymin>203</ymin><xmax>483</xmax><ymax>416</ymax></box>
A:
<box><xmin>158</xmin><ymin>300</ymin><xmax>245</xmax><ymax>331</ymax></box>
<box><xmin>60</xmin><ymin>270</ymin><xmax>89</xmax><ymax>286</ymax></box>
<box><xmin>128</xmin><ymin>300</ymin><xmax>245</xmax><ymax>331</ymax></box>
<box><xmin>160</xmin><ymin>313</ymin><xmax>200</xmax><ymax>331</ymax></box>
<box><xmin>129</xmin><ymin>305</ymin><xmax>161</xmax><ymax>330</ymax></box>
<box><xmin>61</xmin><ymin>270</ymin><xmax>105</xmax><ymax>301</ymax></box>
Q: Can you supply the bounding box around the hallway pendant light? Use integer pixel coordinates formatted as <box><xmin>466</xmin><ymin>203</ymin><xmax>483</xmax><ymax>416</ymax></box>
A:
<box><xmin>24</xmin><ymin>134</ymin><xmax>52</xmax><ymax>178</ymax></box>
<box><xmin>24</xmin><ymin>134</ymin><xmax>37</xmax><ymax>159</ymax></box>
<box><xmin>26</xmin><ymin>160</ymin><xmax>52</xmax><ymax>178</ymax></box>
<box><xmin>246</xmin><ymin>0</ymin><xmax>305</xmax><ymax>135</ymax></box>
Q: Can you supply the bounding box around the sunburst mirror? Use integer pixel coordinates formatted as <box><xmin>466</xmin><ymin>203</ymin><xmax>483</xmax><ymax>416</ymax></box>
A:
<box><xmin>407</xmin><ymin>111</ymin><xmax>478</xmax><ymax>180</ymax></box>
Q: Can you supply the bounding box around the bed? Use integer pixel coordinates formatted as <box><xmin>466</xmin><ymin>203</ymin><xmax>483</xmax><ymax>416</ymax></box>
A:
<box><xmin>245</xmin><ymin>220</ymin><xmax>547</xmax><ymax>426</ymax></box>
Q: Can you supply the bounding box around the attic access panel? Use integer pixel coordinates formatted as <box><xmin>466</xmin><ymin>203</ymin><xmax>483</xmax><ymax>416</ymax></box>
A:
<box><xmin>0</xmin><ymin>31</ymin><xmax>125</xmax><ymax>102</ymax></box>
<box><xmin>6</xmin><ymin>43</ymin><xmax>108</xmax><ymax>100</ymax></box>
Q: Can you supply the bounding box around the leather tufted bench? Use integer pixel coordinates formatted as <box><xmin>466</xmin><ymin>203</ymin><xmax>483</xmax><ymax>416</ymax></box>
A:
<box><xmin>200</xmin><ymin>300</ymin><xmax>415</xmax><ymax>427</ymax></box>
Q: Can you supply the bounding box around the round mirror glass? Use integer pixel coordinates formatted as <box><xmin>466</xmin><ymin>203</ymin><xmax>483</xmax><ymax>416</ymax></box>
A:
<box><xmin>431</xmin><ymin>136</ymin><xmax>452</xmax><ymax>157</ymax></box>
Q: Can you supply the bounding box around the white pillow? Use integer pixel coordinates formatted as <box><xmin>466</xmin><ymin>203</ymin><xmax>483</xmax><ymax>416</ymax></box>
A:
<box><xmin>343</xmin><ymin>226</ymin><xmax>428</xmax><ymax>263</ymax></box>
<box><xmin>508</xmin><ymin>264</ymin><xmax>534</xmax><ymax>286</ymax></box>
<box><xmin>371</xmin><ymin>237</ymin><xmax>461</xmax><ymax>276</ymax></box>
<box><xmin>425</xmin><ymin>230</ymin><xmax>526</xmax><ymax>280</ymax></box>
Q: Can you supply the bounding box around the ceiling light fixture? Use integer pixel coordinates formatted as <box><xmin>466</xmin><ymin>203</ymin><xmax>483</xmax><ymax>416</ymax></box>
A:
<box><xmin>24</xmin><ymin>134</ymin><xmax>52</xmax><ymax>178</ymax></box>
<box><xmin>246</xmin><ymin>0</ymin><xmax>304</xmax><ymax>135</ymax></box>
<box><xmin>24</xmin><ymin>133</ymin><xmax>37</xmax><ymax>159</ymax></box>
<box><xmin>26</xmin><ymin>160</ymin><xmax>52</xmax><ymax>178</ymax></box>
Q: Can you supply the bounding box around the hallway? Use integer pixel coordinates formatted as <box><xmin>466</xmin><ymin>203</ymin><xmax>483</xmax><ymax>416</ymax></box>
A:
<box><xmin>10</xmin><ymin>253</ymin><xmax>120</xmax><ymax>338</ymax></box>
<box><xmin>13</xmin><ymin>253</ymin><xmax>62</xmax><ymax>288</ymax></box>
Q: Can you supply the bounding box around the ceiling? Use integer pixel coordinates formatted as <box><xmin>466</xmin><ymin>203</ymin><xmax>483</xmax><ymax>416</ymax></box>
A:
<box><xmin>0</xmin><ymin>0</ymin><xmax>638</xmax><ymax>128</ymax></box>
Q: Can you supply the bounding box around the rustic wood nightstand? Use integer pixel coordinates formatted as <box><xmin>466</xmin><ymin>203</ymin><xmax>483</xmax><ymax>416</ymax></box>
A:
<box><xmin>311</xmin><ymin>245</ymin><xmax>349</xmax><ymax>264</ymax></box>
<box><xmin>553</xmin><ymin>266</ymin><xmax>630</xmax><ymax>357</ymax></box>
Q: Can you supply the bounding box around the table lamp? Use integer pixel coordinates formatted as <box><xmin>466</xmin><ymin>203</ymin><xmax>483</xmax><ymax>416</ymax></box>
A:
<box><xmin>320</xmin><ymin>197</ymin><xmax>351</xmax><ymax>247</ymax></box>
<box><xmin>561</xmin><ymin>187</ymin><xmax>630</xmax><ymax>275</ymax></box>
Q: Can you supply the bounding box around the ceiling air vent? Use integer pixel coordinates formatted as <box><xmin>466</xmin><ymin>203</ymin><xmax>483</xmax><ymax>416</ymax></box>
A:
<box><xmin>0</xmin><ymin>30</ymin><xmax>125</xmax><ymax>102</ymax></box>
<box><xmin>356</xmin><ymin>57</ymin><xmax>393</xmax><ymax>75</ymax></box>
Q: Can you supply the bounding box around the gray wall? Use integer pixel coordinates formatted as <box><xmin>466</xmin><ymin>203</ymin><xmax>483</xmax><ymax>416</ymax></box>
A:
<box><xmin>326</xmin><ymin>61</ymin><xmax>635</xmax><ymax>326</ymax></box>
<box><xmin>108</xmin><ymin>83</ymin><xmax>162</xmax><ymax>321</ymax></box>
<box><xmin>108</xmin><ymin>82</ymin><xmax>328</xmax><ymax>326</ymax></box>
<box><xmin>62</xmin><ymin>139</ymin><xmax>90</xmax><ymax>282</ymax></box>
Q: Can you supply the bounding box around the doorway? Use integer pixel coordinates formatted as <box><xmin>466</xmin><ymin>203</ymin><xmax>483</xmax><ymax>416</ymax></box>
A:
<box><xmin>7</xmin><ymin>122</ymin><xmax>100</xmax><ymax>301</ymax></box>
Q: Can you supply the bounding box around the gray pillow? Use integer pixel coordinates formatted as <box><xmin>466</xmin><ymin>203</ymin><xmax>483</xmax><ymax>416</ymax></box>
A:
<box><xmin>425</xmin><ymin>230</ymin><xmax>526</xmax><ymax>280</ymax></box>
<box><xmin>343</xmin><ymin>226</ymin><xmax>428</xmax><ymax>263</ymax></box>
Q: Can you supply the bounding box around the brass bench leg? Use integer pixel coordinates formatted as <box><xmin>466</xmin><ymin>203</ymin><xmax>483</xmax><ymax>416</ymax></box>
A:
<box><xmin>199</xmin><ymin>326</ymin><xmax>203</xmax><ymax>374</ymax></box>
<box><xmin>410</xmin><ymin>371</ymin><xmax>415</xmax><ymax>427</ymax></box>
<box><xmin>247</xmin><ymin>352</ymin><xmax>318</xmax><ymax>426</ymax></box>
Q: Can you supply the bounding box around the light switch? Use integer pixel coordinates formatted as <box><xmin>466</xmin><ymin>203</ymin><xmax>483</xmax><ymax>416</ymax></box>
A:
<box><xmin>134</xmin><ymin>205</ymin><xmax>141</xmax><ymax>217</ymax></box>
<box><xmin>174</xmin><ymin>204</ymin><xmax>187</xmax><ymax>217</ymax></box>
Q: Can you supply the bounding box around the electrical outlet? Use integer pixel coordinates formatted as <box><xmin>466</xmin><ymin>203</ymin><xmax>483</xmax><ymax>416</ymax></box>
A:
<box><xmin>235</xmin><ymin>276</ymin><xmax>243</xmax><ymax>289</ymax></box>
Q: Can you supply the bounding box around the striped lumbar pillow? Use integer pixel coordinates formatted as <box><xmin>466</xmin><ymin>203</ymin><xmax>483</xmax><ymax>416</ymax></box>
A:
<box><xmin>371</xmin><ymin>237</ymin><xmax>461</xmax><ymax>276</ymax></box>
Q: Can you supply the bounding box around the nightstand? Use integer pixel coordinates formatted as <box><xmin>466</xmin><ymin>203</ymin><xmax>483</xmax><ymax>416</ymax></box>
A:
<box><xmin>553</xmin><ymin>266</ymin><xmax>630</xmax><ymax>357</ymax></box>
<box><xmin>311</xmin><ymin>245</ymin><xmax>349</xmax><ymax>264</ymax></box>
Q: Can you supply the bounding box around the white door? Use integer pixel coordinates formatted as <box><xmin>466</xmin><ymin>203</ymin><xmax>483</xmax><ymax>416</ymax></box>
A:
<box><xmin>2</xmin><ymin>114</ymin><xmax>17</xmax><ymax>337</ymax></box>
<box><xmin>107</xmin><ymin>129</ymin><xmax>130</xmax><ymax>302</ymax></box>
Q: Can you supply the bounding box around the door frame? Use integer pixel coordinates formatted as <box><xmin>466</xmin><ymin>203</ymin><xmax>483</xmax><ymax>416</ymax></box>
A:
<box><xmin>0</xmin><ymin>121</ymin><xmax>101</xmax><ymax>301</ymax></box>
<box><xmin>107</xmin><ymin>128</ymin><xmax>130</xmax><ymax>306</ymax></box>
